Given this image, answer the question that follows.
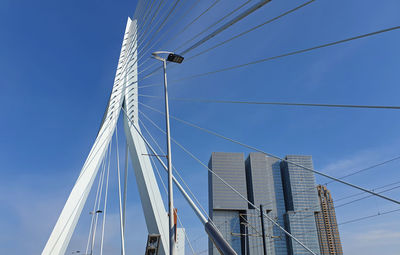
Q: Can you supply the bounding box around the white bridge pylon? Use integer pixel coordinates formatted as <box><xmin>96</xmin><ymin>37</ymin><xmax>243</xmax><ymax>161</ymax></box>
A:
<box><xmin>42</xmin><ymin>18</ymin><xmax>171</xmax><ymax>255</ymax></box>
<box><xmin>43</xmin><ymin>16</ymin><xmax>237</xmax><ymax>255</ymax></box>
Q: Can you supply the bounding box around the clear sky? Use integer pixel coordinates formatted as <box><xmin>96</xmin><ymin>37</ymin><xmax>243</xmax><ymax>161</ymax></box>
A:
<box><xmin>1</xmin><ymin>0</ymin><xmax>400</xmax><ymax>254</ymax></box>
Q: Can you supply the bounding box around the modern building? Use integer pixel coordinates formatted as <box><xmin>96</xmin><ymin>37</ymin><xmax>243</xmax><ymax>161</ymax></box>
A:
<box><xmin>208</xmin><ymin>153</ymin><xmax>339</xmax><ymax>255</ymax></box>
<box><xmin>280</xmin><ymin>155</ymin><xmax>321</xmax><ymax>255</ymax></box>
<box><xmin>315</xmin><ymin>185</ymin><xmax>343</xmax><ymax>254</ymax></box>
<box><xmin>208</xmin><ymin>152</ymin><xmax>248</xmax><ymax>255</ymax></box>
<box><xmin>245</xmin><ymin>153</ymin><xmax>288</xmax><ymax>255</ymax></box>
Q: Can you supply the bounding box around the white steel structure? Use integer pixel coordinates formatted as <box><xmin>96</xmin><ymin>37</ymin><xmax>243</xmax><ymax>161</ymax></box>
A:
<box><xmin>43</xmin><ymin>15</ymin><xmax>238</xmax><ymax>255</ymax></box>
<box><xmin>42</xmin><ymin>18</ymin><xmax>170</xmax><ymax>255</ymax></box>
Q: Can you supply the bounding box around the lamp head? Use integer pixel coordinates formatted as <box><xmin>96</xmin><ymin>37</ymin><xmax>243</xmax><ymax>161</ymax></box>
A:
<box><xmin>167</xmin><ymin>53</ymin><xmax>184</xmax><ymax>64</ymax></box>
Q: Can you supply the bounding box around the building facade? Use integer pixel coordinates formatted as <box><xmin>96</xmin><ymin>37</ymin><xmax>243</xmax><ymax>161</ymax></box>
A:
<box><xmin>208</xmin><ymin>152</ymin><xmax>248</xmax><ymax>255</ymax></box>
<box><xmin>280</xmin><ymin>155</ymin><xmax>321</xmax><ymax>255</ymax></box>
<box><xmin>245</xmin><ymin>153</ymin><xmax>288</xmax><ymax>255</ymax></box>
<box><xmin>315</xmin><ymin>185</ymin><xmax>343</xmax><ymax>254</ymax></box>
<box><xmin>208</xmin><ymin>153</ymin><xmax>339</xmax><ymax>255</ymax></box>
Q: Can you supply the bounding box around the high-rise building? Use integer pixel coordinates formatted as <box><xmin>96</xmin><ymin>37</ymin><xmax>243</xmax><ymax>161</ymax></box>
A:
<box><xmin>208</xmin><ymin>152</ymin><xmax>248</xmax><ymax>255</ymax></box>
<box><xmin>208</xmin><ymin>153</ymin><xmax>340</xmax><ymax>255</ymax></box>
<box><xmin>315</xmin><ymin>185</ymin><xmax>343</xmax><ymax>254</ymax></box>
<box><xmin>245</xmin><ymin>153</ymin><xmax>288</xmax><ymax>255</ymax></box>
<box><xmin>280</xmin><ymin>155</ymin><xmax>321</xmax><ymax>255</ymax></box>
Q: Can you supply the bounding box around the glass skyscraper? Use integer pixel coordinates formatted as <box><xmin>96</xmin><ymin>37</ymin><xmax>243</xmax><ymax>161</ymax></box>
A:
<box><xmin>245</xmin><ymin>153</ymin><xmax>288</xmax><ymax>255</ymax></box>
<box><xmin>208</xmin><ymin>153</ymin><xmax>336</xmax><ymax>255</ymax></box>
<box><xmin>280</xmin><ymin>155</ymin><xmax>321</xmax><ymax>255</ymax></box>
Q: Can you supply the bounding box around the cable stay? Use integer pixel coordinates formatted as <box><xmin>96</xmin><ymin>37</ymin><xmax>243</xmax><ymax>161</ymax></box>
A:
<box><xmin>148</xmin><ymin>144</ymin><xmax>197</xmax><ymax>255</ymax></box>
<box><xmin>139</xmin><ymin>25</ymin><xmax>400</xmax><ymax>88</ymax></box>
<box><xmin>180</xmin><ymin>0</ymin><xmax>271</xmax><ymax>56</ymax></box>
<box><xmin>173</xmin><ymin>0</ymin><xmax>252</xmax><ymax>52</ymax></box>
<box><xmin>138</xmin><ymin>94</ymin><xmax>400</xmax><ymax>110</ymax></box>
<box><xmin>141</xmin><ymin>0</ymin><xmax>272</xmax><ymax>80</ymax></box>
<box><xmin>138</xmin><ymin>117</ymin><xmax>210</xmax><ymax>219</ymax></box>
<box><xmin>139</xmin><ymin>106</ymin><xmax>400</xmax><ymax>254</ymax></box>
<box><xmin>138</xmin><ymin>101</ymin><xmax>400</xmax><ymax>206</ymax></box>
<box><xmin>185</xmin><ymin>0</ymin><xmax>315</xmax><ymax>61</ymax></box>
<box><xmin>132</xmin><ymin>108</ymin><xmax>317</xmax><ymax>255</ymax></box>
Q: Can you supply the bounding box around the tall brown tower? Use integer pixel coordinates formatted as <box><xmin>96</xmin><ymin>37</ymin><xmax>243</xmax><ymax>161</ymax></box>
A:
<box><xmin>315</xmin><ymin>185</ymin><xmax>343</xmax><ymax>254</ymax></box>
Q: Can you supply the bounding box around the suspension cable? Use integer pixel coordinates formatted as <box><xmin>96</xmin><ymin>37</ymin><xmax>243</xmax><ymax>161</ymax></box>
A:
<box><xmin>138</xmin><ymin>94</ymin><xmax>400</xmax><ymax>110</ymax></box>
<box><xmin>138</xmin><ymin>25</ymin><xmax>400</xmax><ymax>88</ymax></box>
<box><xmin>185</xmin><ymin>0</ymin><xmax>315</xmax><ymax>61</ymax></box>
<box><xmin>147</xmin><ymin>145</ymin><xmax>197</xmax><ymax>255</ymax></box>
<box><xmin>129</xmin><ymin>106</ymin><xmax>316</xmax><ymax>254</ymax></box>
<box><xmin>138</xmin><ymin>116</ymin><xmax>210</xmax><ymax>219</ymax></box>
<box><xmin>139</xmin><ymin>101</ymin><xmax>400</xmax><ymax>205</ymax></box>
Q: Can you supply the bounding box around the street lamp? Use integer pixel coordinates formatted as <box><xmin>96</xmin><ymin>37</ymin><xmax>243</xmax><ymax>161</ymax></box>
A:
<box><xmin>151</xmin><ymin>51</ymin><xmax>184</xmax><ymax>255</ymax></box>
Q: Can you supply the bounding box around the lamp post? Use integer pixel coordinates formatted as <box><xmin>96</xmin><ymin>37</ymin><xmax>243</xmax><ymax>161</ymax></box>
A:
<box><xmin>151</xmin><ymin>51</ymin><xmax>184</xmax><ymax>255</ymax></box>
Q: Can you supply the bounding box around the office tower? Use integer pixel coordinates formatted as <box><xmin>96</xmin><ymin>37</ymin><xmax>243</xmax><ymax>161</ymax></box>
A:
<box><xmin>208</xmin><ymin>152</ymin><xmax>248</xmax><ymax>255</ymax></box>
<box><xmin>280</xmin><ymin>155</ymin><xmax>321</xmax><ymax>255</ymax></box>
<box><xmin>315</xmin><ymin>185</ymin><xmax>343</xmax><ymax>254</ymax></box>
<box><xmin>245</xmin><ymin>153</ymin><xmax>288</xmax><ymax>255</ymax></box>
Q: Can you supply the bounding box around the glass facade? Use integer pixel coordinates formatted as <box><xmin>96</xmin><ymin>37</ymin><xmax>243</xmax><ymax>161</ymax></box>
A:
<box><xmin>208</xmin><ymin>153</ymin><xmax>334</xmax><ymax>255</ymax></box>
<box><xmin>208</xmin><ymin>152</ymin><xmax>247</xmax><ymax>255</ymax></box>
<box><xmin>281</xmin><ymin>155</ymin><xmax>321</xmax><ymax>255</ymax></box>
<box><xmin>245</xmin><ymin>153</ymin><xmax>288</xmax><ymax>255</ymax></box>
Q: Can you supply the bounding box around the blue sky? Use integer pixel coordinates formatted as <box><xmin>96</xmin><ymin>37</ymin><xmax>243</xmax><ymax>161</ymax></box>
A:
<box><xmin>1</xmin><ymin>0</ymin><xmax>400</xmax><ymax>254</ymax></box>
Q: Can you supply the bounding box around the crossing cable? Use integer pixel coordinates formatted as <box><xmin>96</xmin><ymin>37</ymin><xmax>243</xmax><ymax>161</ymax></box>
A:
<box><xmin>115</xmin><ymin>127</ymin><xmax>126</xmax><ymax>255</ymax></box>
<box><xmin>141</xmin><ymin>0</ymin><xmax>271</xmax><ymax>80</ymax></box>
<box><xmin>106</xmin><ymin>0</ymin><xmax>167</xmax><ymax>87</ymax></box>
<box><xmin>163</xmin><ymin>0</ymin><xmax>221</xmax><ymax>48</ymax></box>
<box><xmin>139</xmin><ymin>107</ymin><xmax>400</xmax><ymax>251</ymax></box>
<box><xmin>286</xmin><ymin>182</ymin><xmax>400</xmax><ymax>220</ymax></box>
<box><xmin>134</xmin><ymin>108</ymin><xmax>317</xmax><ymax>255</ymax></box>
<box><xmin>121</xmin><ymin>107</ymin><xmax>209</xmax><ymax>225</ymax></box>
<box><xmin>174</xmin><ymin>0</ymin><xmax>253</xmax><ymax>52</ymax></box>
<box><xmin>137</xmin><ymin>0</ymin><xmax>181</xmax><ymax>57</ymax></box>
<box><xmin>253</xmin><ymin>180</ymin><xmax>400</xmax><ymax>219</ymax></box>
<box><xmin>185</xmin><ymin>0</ymin><xmax>315</xmax><ymax>61</ymax></box>
<box><xmin>138</xmin><ymin>116</ymin><xmax>210</xmax><ymax>220</ymax></box>
<box><xmin>138</xmin><ymin>0</ymin><xmax>248</xmax><ymax>78</ymax></box>
<box><xmin>122</xmin><ymin>0</ymin><xmax>182</xmax><ymax>79</ymax></box>
<box><xmin>179</xmin><ymin>0</ymin><xmax>271</xmax><ymax>56</ymax></box>
<box><xmin>138</xmin><ymin>25</ymin><xmax>400</xmax><ymax>88</ymax></box>
<box><xmin>100</xmin><ymin>141</ymin><xmax>112</xmax><ymax>255</ymax></box>
<box><xmin>134</xmin><ymin>0</ymin><xmax>193</xmax><ymax>70</ymax></box>
<box><xmin>134</xmin><ymin>0</ymin><xmax>202</xmax><ymax>75</ymax></box>
<box><xmin>256</xmin><ymin>155</ymin><xmax>400</xmax><ymax>209</ymax></box>
<box><xmin>263</xmin><ymin>154</ymin><xmax>400</xmax><ymax>209</ymax></box>
<box><xmin>294</xmin><ymin>207</ymin><xmax>400</xmax><ymax>237</ymax></box>
<box><xmin>147</xmin><ymin>146</ymin><xmax>197</xmax><ymax>255</ymax></box>
<box><xmin>137</xmin><ymin>0</ymin><xmax>163</xmax><ymax>45</ymax></box>
<box><xmin>335</xmin><ymin>180</ymin><xmax>400</xmax><ymax>203</ymax></box>
<box><xmin>138</xmin><ymin>95</ymin><xmax>400</xmax><ymax>110</ymax></box>
<box><xmin>135</xmin><ymin>0</ymin><xmax>220</xmax><ymax>79</ymax></box>
<box><xmin>135</xmin><ymin>0</ymin><xmax>155</xmax><ymax>35</ymax></box>
<box><xmin>139</xmin><ymin>102</ymin><xmax>400</xmax><ymax>205</ymax></box>
<box><xmin>132</xmin><ymin>0</ymin><xmax>145</xmax><ymax>21</ymax></box>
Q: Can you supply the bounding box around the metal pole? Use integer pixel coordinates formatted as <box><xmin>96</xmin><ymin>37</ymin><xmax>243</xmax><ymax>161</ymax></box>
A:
<box><xmin>260</xmin><ymin>205</ymin><xmax>267</xmax><ymax>255</ymax></box>
<box><xmin>163</xmin><ymin>59</ymin><xmax>175</xmax><ymax>255</ymax></box>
